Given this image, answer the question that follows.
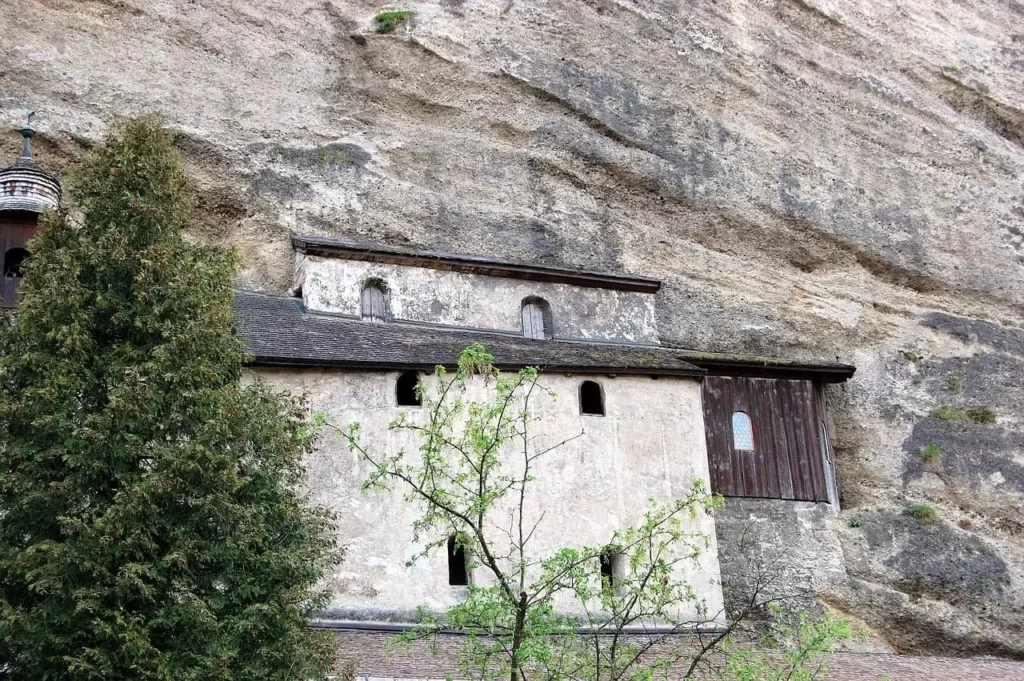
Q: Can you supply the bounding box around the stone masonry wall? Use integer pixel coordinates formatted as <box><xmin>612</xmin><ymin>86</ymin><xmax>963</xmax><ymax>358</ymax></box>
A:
<box><xmin>713</xmin><ymin>498</ymin><xmax>846</xmax><ymax>617</ymax></box>
<box><xmin>298</xmin><ymin>255</ymin><xmax>660</xmax><ymax>343</ymax></box>
<box><xmin>251</xmin><ymin>367</ymin><xmax>723</xmax><ymax>623</ymax></box>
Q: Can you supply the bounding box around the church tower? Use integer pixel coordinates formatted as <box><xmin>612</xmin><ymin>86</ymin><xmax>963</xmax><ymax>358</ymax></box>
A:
<box><xmin>0</xmin><ymin>114</ymin><xmax>62</xmax><ymax>308</ymax></box>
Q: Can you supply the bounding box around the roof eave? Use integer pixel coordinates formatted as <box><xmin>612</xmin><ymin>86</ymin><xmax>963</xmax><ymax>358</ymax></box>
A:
<box><xmin>684</xmin><ymin>356</ymin><xmax>856</xmax><ymax>383</ymax></box>
<box><xmin>292</xmin><ymin>234</ymin><xmax>661</xmax><ymax>294</ymax></box>
<box><xmin>246</xmin><ymin>354</ymin><xmax>706</xmax><ymax>379</ymax></box>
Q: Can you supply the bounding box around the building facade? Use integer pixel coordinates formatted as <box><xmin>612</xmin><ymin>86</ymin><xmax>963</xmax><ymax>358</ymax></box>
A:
<box><xmin>239</xmin><ymin>235</ymin><xmax>730</xmax><ymax>626</ymax></box>
<box><xmin>234</xmin><ymin>235</ymin><xmax>854</xmax><ymax>647</ymax></box>
<box><xmin>0</xmin><ymin>131</ymin><xmax>857</xmax><ymax>676</ymax></box>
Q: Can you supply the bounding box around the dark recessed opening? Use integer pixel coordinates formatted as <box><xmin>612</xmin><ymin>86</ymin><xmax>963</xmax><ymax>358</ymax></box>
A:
<box><xmin>447</xmin><ymin>535</ymin><xmax>469</xmax><ymax>586</ymax></box>
<box><xmin>3</xmin><ymin>248</ymin><xmax>29</xmax><ymax>278</ymax></box>
<box><xmin>396</xmin><ymin>371</ymin><xmax>421</xmax><ymax>407</ymax></box>
<box><xmin>599</xmin><ymin>553</ymin><xmax>614</xmax><ymax>587</ymax></box>
<box><xmin>580</xmin><ymin>380</ymin><xmax>605</xmax><ymax>416</ymax></box>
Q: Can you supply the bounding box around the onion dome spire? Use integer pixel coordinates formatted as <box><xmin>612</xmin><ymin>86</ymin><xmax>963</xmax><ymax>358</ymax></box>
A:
<box><xmin>0</xmin><ymin>110</ymin><xmax>62</xmax><ymax>213</ymax></box>
<box><xmin>17</xmin><ymin>111</ymin><xmax>38</xmax><ymax>168</ymax></box>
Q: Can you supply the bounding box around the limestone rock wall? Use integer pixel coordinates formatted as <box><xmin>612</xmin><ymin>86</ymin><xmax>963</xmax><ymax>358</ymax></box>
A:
<box><xmin>3</xmin><ymin>0</ymin><xmax>1023</xmax><ymax>658</ymax></box>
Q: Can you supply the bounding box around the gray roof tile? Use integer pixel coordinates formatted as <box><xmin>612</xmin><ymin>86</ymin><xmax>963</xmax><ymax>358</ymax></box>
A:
<box><xmin>234</xmin><ymin>291</ymin><xmax>855</xmax><ymax>381</ymax></box>
<box><xmin>234</xmin><ymin>291</ymin><xmax>705</xmax><ymax>377</ymax></box>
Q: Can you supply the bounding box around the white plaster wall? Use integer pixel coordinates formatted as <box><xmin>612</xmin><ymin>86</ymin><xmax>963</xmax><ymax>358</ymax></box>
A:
<box><xmin>254</xmin><ymin>367</ymin><xmax>724</xmax><ymax>625</ymax></box>
<box><xmin>297</xmin><ymin>256</ymin><xmax>660</xmax><ymax>344</ymax></box>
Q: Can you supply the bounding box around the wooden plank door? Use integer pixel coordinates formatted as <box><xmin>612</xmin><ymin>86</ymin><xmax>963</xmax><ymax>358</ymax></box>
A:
<box><xmin>522</xmin><ymin>302</ymin><xmax>546</xmax><ymax>339</ymax></box>
<box><xmin>701</xmin><ymin>376</ymin><xmax>830</xmax><ymax>502</ymax></box>
<box><xmin>360</xmin><ymin>285</ymin><xmax>386</xmax><ymax>322</ymax></box>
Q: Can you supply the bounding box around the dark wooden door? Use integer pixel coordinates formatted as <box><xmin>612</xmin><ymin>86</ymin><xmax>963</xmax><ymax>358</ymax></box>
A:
<box><xmin>702</xmin><ymin>376</ymin><xmax>829</xmax><ymax>502</ymax></box>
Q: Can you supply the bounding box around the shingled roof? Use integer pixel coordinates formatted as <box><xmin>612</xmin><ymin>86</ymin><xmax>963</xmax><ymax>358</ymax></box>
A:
<box><xmin>234</xmin><ymin>291</ymin><xmax>705</xmax><ymax>377</ymax></box>
<box><xmin>234</xmin><ymin>292</ymin><xmax>855</xmax><ymax>382</ymax></box>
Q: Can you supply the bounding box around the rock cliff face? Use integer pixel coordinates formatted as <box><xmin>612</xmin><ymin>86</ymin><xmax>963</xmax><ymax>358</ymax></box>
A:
<box><xmin>3</xmin><ymin>0</ymin><xmax>1023</xmax><ymax>659</ymax></box>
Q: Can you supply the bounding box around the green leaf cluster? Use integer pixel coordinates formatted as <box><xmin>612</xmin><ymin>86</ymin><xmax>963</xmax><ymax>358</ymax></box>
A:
<box><xmin>720</xmin><ymin>608</ymin><xmax>853</xmax><ymax>681</ymax></box>
<box><xmin>903</xmin><ymin>503</ymin><xmax>938</xmax><ymax>524</ymax></box>
<box><xmin>0</xmin><ymin>116</ymin><xmax>340</xmax><ymax>680</ymax></box>
<box><xmin>918</xmin><ymin>442</ymin><xmax>942</xmax><ymax>464</ymax></box>
<box><xmin>374</xmin><ymin>9</ymin><xmax>411</xmax><ymax>33</ymax></box>
<box><xmin>929</xmin><ymin>405</ymin><xmax>996</xmax><ymax>424</ymax></box>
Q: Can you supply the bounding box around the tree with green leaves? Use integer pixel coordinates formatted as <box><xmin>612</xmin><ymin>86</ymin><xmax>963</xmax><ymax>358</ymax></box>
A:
<box><xmin>0</xmin><ymin>117</ymin><xmax>340</xmax><ymax>681</ymax></box>
<box><xmin>336</xmin><ymin>344</ymin><xmax>851</xmax><ymax>681</ymax></box>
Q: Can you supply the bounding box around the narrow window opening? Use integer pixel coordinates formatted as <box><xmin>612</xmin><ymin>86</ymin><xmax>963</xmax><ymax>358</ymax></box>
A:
<box><xmin>732</xmin><ymin>411</ymin><xmax>754</xmax><ymax>451</ymax></box>
<box><xmin>3</xmin><ymin>248</ymin><xmax>29</xmax><ymax>278</ymax></box>
<box><xmin>580</xmin><ymin>380</ymin><xmax>605</xmax><ymax>416</ymax></box>
<box><xmin>599</xmin><ymin>550</ymin><xmax>626</xmax><ymax>594</ymax></box>
<box><xmin>599</xmin><ymin>553</ymin><xmax>614</xmax><ymax>586</ymax></box>
<box><xmin>396</xmin><ymin>371</ymin><xmax>421</xmax><ymax>407</ymax></box>
<box><xmin>447</xmin><ymin>535</ymin><xmax>469</xmax><ymax>586</ymax></box>
<box><xmin>521</xmin><ymin>297</ymin><xmax>553</xmax><ymax>340</ymax></box>
<box><xmin>360</xmin><ymin>281</ymin><xmax>388</xmax><ymax>322</ymax></box>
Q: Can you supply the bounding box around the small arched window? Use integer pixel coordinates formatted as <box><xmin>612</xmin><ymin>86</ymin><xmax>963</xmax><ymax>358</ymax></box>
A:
<box><xmin>3</xmin><ymin>248</ymin><xmax>29</xmax><ymax>278</ymax></box>
<box><xmin>732</xmin><ymin>412</ymin><xmax>754</xmax><ymax>451</ymax></box>
<box><xmin>447</xmin><ymin>535</ymin><xmax>469</xmax><ymax>586</ymax></box>
<box><xmin>521</xmin><ymin>297</ymin><xmax>553</xmax><ymax>340</ymax></box>
<box><xmin>580</xmin><ymin>380</ymin><xmax>605</xmax><ymax>416</ymax></box>
<box><xmin>396</xmin><ymin>371</ymin><xmax>421</xmax><ymax>407</ymax></box>
<box><xmin>360</xmin><ymin>280</ymin><xmax>388</xmax><ymax>322</ymax></box>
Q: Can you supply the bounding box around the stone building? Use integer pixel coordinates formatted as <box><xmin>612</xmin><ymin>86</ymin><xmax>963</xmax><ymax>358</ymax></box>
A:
<box><xmin>0</xmin><ymin>130</ymin><xmax>864</xmax><ymax>672</ymax></box>
<box><xmin>232</xmin><ymin>233</ymin><xmax>855</xmax><ymax>659</ymax></box>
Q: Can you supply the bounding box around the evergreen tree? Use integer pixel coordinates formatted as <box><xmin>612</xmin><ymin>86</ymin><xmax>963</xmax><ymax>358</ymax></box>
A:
<box><xmin>0</xmin><ymin>117</ymin><xmax>339</xmax><ymax>680</ymax></box>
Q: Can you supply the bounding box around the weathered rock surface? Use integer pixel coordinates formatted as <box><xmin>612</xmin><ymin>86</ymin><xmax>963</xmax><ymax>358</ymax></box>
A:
<box><xmin>3</xmin><ymin>0</ymin><xmax>1023</xmax><ymax>658</ymax></box>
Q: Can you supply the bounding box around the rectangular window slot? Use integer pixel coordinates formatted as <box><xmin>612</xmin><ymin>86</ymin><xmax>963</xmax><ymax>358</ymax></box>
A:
<box><xmin>447</xmin><ymin>535</ymin><xmax>469</xmax><ymax>586</ymax></box>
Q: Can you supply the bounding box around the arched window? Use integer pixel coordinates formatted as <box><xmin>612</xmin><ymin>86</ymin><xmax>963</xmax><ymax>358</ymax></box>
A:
<box><xmin>3</xmin><ymin>248</ymin><xmax>29</xmax><ymax>278</ymax></box>
<box><xmin>521</xmin><ymin>296</ymin><xmax>553</xmax><ymax>340</ymax></box>
<box><xmin>732</xmin><ymin>411</ymin><xmax>754</xmax><ymax>451</ymax></box>
<box><xmin>447</xmin><ymin>535</ymin><xmax>469</xmax><ymax>586</ymax></box>
<box><xmin>360</xmin><ymin>280</ymin><xmax>388</xmax><ymax>322</ymax></box>
<box><xmin>580</xmin><ymin>380</ymin><xmax>605</xmax><ymax>416</ymax></box>
<box><xmin>396</xmin><ymin>371</ymin><xmax>421</xmax><ymax>407</ymax></box>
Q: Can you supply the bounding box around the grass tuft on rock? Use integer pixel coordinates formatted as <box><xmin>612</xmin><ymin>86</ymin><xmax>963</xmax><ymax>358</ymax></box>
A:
<box><xmin>947</xmin><ymin>371</ymin><xmax>964</xmax><ymax>393</ymax></box>
<box><xmin>903</xmin><ymin>503</ymin><xmax>938</xmax><ymax>524</ymax></box>
<box><xmin>929</xmin><ymin>405</ymin><xmax>996</xmax><ymax>425</ymax></box>
<box><xmin>919</xmin><ymin>442</ymin><xmax>942</xmax><ymax>464</ymax></box>
<box><xmin>374</xmin><ymin>9</ymin><xmax>411</xmax><ymax>33</ymax></box>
